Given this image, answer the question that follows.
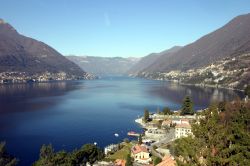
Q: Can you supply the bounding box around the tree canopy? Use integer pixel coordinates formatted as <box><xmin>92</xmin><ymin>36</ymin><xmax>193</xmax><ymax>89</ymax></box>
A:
<box><xmin>125</xmin><ymin>153</ymin><xmax>132</xmax><ymax>166</ymax></box>
<box><xmin>144</xmin><ymin>109</ymin><xmax>150</xmax><ymax>122</ymax></box>
<box><xmin>0</xmin><ymin>142</ymin><xmax>18</xmax><ymax>166</ymax></box>
<box><xmin>245</xmin><ymin>85</ymin><xmax>250</xmax><ymax>98</ymax></box>
<box><xmin>33</xmin><ymin>143</ymin><xmax>104</xmax><ymax>166</ymax></box>
<box><xmin>162</xmin><ymin>107</ymin><xmax>173</xmax><ymax>115</ymax></box>
<box><xmin>180</xmin><ymin>96</ymin><xmax>194</xmax><ymax>115</ymax></box>
<box><xmin>172</xmin><ymin>100</ymin><xmax>250</xmax><ymax>165</ymax></box>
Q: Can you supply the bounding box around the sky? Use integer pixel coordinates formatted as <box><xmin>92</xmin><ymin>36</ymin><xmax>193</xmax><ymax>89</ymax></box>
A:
<box><xmin>0</xmin><ymin>0</ymin><xmax>250</xmax><ymax>57</ymax></box>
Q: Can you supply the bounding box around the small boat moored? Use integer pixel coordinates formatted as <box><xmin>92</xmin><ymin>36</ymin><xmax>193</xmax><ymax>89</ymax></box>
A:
<box><xmin>127</xmin><ymin>131</ymin><xmax>140</xmax><ymax>137</ymax></box>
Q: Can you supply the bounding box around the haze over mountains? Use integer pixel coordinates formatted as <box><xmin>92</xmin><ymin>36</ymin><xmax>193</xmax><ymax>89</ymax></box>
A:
<box><xmin>66</xmin><ymin>56</ymin><xmax>140</xmax><ymax>76</ymax></box>
<box><xmin>0</xmin><ymin>18</ymin><xmax>89</xmax><ymax>82</ymax></box>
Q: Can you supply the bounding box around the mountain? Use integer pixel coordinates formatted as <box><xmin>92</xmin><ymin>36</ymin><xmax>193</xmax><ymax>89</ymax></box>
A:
<box><xmin>142</xmin><ymin>13</ymin><xmax>250</xmax><ymax>73</ymax></box>
<box><xmin>0</xmin><ymin>19</ymin><xmax>90</xmax><ymax>83</ymax></box>
<box><xmin>128</xmin><ymin>46</ymin><xmax>182</xmax><ymax>74</ymax></box>
<box><xmin>66</xmin><ymin>56</ymin><xmax>140</xmax><ymax>76</ymax></box>
<box><xmin>131</xmin><ymin>13</ymin><xmax>250</xmax><ymax>90</ymax></box>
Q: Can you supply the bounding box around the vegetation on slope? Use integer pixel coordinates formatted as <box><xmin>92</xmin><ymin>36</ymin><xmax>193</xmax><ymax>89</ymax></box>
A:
<box><xmin>171</xmin><ymin>99</ymin><xmax>250</xmax><ymax>165</ymax></box>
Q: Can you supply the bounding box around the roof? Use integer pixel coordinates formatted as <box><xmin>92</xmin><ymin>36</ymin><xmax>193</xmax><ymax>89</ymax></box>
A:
<box><xmin>156</xmin><ymin>155</ymin><xmax>176</xmax><ymax>166</ymax></box>
<box><xmin>180</xmin><ymin>118</ymin><xmax>189</xmax><ymax>122</ymax></box>
<box><xmin>162</xmin><ymin>120</ymin><xmax>172</xmax><ymax>125</ymax></box>
<box><xmin>131</xmin><ymin>144</ymin><xmax>149</xmax><ymax>154</ymax></box>
<box><xmin>175</xmin><ymin>123</ymin><xmax>191</xmax><ymax>129</ymax></box>
<box><xmin>115</xmin><ymin>159</ymin><xmax>126</xmax><ymax>166</ymax></box>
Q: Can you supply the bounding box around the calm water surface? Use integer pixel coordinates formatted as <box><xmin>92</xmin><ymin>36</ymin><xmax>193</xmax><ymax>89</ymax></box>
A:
<box><xmin>0</xmin><ymin>77</ymin><xmax>243</xmax><ymax>165</ymax></box>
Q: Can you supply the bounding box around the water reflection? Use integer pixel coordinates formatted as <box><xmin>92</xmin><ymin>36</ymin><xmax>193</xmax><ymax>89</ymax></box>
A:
<box><xmin>147</xmin><ymin>81</ymin><xmax>243</xmax><ymax>109</ymax></box>
<box><xmin>0</xmin><ymin>81</ymin><xmax>83</xmax><ymax>114</ymax></box>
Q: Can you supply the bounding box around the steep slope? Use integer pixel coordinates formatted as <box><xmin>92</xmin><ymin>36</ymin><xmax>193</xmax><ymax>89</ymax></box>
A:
<box><xmin>128</xmin><ymin>46</ymin><xmax>182</xmax><ymax>74</ymax></box>
<box><xmin>66</xmin><ymin>56</ymin><xmax>140</xmax><ymax>76</ymax></box>
<box><xmin>132</xmin><ymin>13</ymin><xmax>250</xmax><ymax>90</ymax></box>
<box><xmin>0</xmin><ymin>19</ymin><xmax>88</xmax><ymax>82</ymax></box>
<box><xmin>147</xmin><ymin>13</ymin><xmax>250</xmax><ymax>72</ymax></box>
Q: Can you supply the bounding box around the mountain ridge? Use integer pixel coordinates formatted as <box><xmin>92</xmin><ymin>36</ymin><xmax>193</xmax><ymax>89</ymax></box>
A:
<box><xmin>130</xmin><ymin>13</ymin><xmax>250</xmax><ymax>90</ymax></box>
<box><xmin>66</xmin><ymin>55</ymin><xmax>140</xmax><ymax>76</ymax></box>
<box><xmin>0</xmin><ymin>19</ymin><xmax>92</xmax><ymax>83</ymax></box>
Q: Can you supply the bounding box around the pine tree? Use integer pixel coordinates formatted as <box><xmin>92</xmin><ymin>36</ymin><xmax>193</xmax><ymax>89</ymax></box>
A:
<box><xmin>144</xmin><ymin>109</ymin><xmax>150</xmax><ymax>122</ymax></box>
<box><xmin>180</xmin><ymin>96</ymin><xmax>194</xmax><ymax>115</ymax></box>
<box><xmin>138</xmin><ymin>134</ymin><xmax>142</xmax><ymax>145</ymax></box>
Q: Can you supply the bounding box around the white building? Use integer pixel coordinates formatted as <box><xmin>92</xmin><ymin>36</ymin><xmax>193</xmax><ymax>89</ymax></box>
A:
<box><xmin>104</xmin><ymin>144</ymin><xmax>119</xmax><ymax>155</ymax></box>
<box><xmin>175</xmin><ymin>123</ymin><xmax>192</xmax><ymax>138</ymax></box>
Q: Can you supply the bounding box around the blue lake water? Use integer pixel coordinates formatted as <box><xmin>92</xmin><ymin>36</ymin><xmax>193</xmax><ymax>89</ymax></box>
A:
<box><xmin>0</xmin><ymin>77</ymin><xmax>243</xmax><ymax>165</ymax></box>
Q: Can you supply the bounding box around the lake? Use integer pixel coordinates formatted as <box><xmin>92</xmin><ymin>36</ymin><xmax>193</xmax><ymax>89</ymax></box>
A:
<box><xmin>0</xmin><ymin>77</ymin><xmax>243</xmax><ymax>165</ymax></box>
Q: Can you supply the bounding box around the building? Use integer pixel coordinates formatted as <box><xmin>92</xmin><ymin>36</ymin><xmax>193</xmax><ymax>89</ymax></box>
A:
<box><xmin>156</xmin><ymin>155</ymin><xmax>176</xmax><ymax>166</ymax></box>
<box><xmin>104</xmin><ymin>144</ymin><xmax>119</xmax><ymax>155</ymax></box>
<box><xmin>145</xmin><ymin>128</ymin><xmax>167</xmax><ymax>141</ymax></box>
<box><xmin>114</xmin><ymin>159</ymin><xmax>126</xmax><ymax>166</ymax></box>
<box><xmin>172</xmin><ymin>118</ymin><xmax>190</xmax><ymax>125</ymax></box>
<box><xmin>131</xmin><ymin>144</ymin><xmax>151</xmax><ymax>164</ymax></box>
<box><xmin>161</xmin><ymin>119</ymin><xmax>172</xmax><ymax>127</ymax></box>
<box><xmin>175</xmin><ymin>123</ymin><xmax>192</xmax><ymax>138</ymax></box>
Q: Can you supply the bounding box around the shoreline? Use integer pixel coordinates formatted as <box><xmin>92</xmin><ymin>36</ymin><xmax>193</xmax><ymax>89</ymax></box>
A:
<box><xmin>133</xmin><ymin>76</ymin><xmax>244</xmax><ymax>92</ymax></box>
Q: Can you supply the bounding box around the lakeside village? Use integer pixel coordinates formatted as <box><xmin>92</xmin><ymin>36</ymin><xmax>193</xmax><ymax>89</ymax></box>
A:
<box><xmin>0</xmin><ymin>71</ymin><xmax>95</xmax><ymax>83</ymax></box>
<box><xmin>94</xmin><ymin>93</ymin><xmax>249</xmax><ymax>166</ymax></box>
<box><xmin>96</xmin><ymin>96</ymin><xmax>204</xmax><ymax>166</ymax></box>
<box><xmin>7</xmin><ymin>91</ymin><xmax>248</xmax><ymax>166</ymax></box>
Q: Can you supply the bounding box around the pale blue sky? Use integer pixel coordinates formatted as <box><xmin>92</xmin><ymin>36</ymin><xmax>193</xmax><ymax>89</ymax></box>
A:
<box><xmin>1</xmin><ymin>0</ymin><xmax>250</xmax><ymax>57</ymax></box>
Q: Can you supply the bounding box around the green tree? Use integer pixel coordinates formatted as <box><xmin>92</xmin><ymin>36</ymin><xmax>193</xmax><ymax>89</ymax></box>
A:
<box><xmin>39</xmin><ymin>144</ymin><xmax>54</xmax><ymax>160</ymax></box>
<box><xmin>172</xmin><ymin>100</ymin><xmax>250</xmax><ymax>165</ymax></box>
<box><xmin>144</xmin><ymin>109</ymin><xmax>150</xmax><ymax>122</ymax></box>
<box><xmin>218</xmin><ymin>101</ymin><xmax>226</xmax><ymax>112</ymax></box>
<box><xmin>244</xmin><ymin>85</ymin><xmax>250</xmax><ymax>98</ymax></box>
<box><xmin>138</xmin><ymin>134</ymin><xmax>142</xmax><ymax>145</ymax></box>
<box><xmin>180</xmin><ymin>96</ymin><xmax>194</xmax><ymax>115</ymax></box>
<box><xmin>125</xmin><ymin>154</ymin><xmax>132</xmax><ymax>166</ymax></box>
<box><xmin>70</xmin><ymin>144</ymin><xmax>104</xmax><ymax>165</ymax></box>
<box><xmin>123</xmin><ymin>138</ymin><xmax>130</xmax><ymax>144</ymax></box>
<box><xmin>162</xmin><ymin>107</ymin><xmax>172</xmax><ymax>115</ymax></box>
<box><xmin>0</xmin><ymin>142</ymin><xmax>18</xmax><ymax>166</ymax></box>
<box><xmin>154</xmin><ymin>157</ymin><xmax>162</xmax><ymax>165</ymax></box>
<box><xmin>33</xmin><ymin>143</ymin><xmax>104</xmax><ymax>166</ymax></box>
<box><xmin>157</xmin><ymin>120</ymin><xmax>163</xmax><ymax>129</ymax></box>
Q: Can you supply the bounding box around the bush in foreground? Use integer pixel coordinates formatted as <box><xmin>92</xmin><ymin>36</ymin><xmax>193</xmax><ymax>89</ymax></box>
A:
<box><xmin>33</xmin><ymin>143</ymin><xmax>104</xmax><ymax>166</ymax></box>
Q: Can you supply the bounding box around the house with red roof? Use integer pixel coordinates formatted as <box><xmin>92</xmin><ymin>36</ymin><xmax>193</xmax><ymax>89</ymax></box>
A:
<box><xmin>156</xmin><ymin>155</ymin><xmax>176</xmax><ymax>166</ymax></box>
<box><xmin>131</xmin><ymin>144</ymin><xmax>151</xmax><ymax>164</ymax></box>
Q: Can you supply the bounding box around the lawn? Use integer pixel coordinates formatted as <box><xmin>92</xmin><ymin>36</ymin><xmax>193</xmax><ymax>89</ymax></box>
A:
<box><xmin>106</xmin><ymin>142</ymin><xmax>133</xmax><ymax>161</ymax></box>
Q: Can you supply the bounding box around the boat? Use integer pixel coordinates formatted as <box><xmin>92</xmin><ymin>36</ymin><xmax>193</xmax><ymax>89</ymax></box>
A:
<box><xmin>114</xmin><ymin>133</ymin><xmax>119</xmax><ymax>137</ymax></box>
<box><xmin>127</xmin><ymin>131</ymin><xmax>140</xmax><ymax>137</ymax></box>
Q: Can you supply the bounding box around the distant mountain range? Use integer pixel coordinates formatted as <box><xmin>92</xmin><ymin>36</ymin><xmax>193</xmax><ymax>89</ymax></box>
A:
<box><xmin>128</xmin><ymin>46</ymin><xmax>182</xmax><ymax>74</ymax></box>
<box><xmin>0</xmin><ymin>19</ymin><xmax>91</xmax><ymax>83</ymax></box>
<box><xmin>129</xmin><ymin>13</ymin><xmax>250</xmax><ymax>90</ymax></box>
<box><xmin>66</xmin><ymin>56</ymin><xmax>140</xmax><ymax>76</ymax></box>
<box><xmin>0</xmin><ymin>13</ymin><xmax>249</xmax><ymax>89</ymax></box>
